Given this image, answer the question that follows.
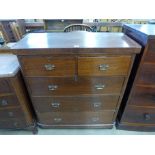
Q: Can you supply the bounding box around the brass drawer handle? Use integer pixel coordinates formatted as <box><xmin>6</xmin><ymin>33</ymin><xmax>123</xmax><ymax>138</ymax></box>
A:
<box><xmin>92</xmin><ymin>117</ymin><xmax>99</xmax><ymax>122</ymax></box>
<box><xmin>95</xmin><ymin>84</ymin><xmax>105</xmax><ymax>90</ymax></box>
<box><xmin>99</xmin><ymin>64</ymin><xmax>109</xmax><ymax>71</ymax></box>
<box><xmin>53</xmin><ymin>117</ymin><xmax>62</xmax><ymax>123</ymax></box>
<box><xmin>51</xmin><ymin>102</ymin><xmax>60</xmax><ymax>108</ymax></box>
<box><xmin>44</xmin><ymin>64</ymin><xmax>55</xmax><ymax>71</ymax></box>
<box><xmin>144</xmin><ymin>113</ymin><xmax>151</xmax><ymax>121</ymax></box>
<box><xmin>48</xmin><ymin>85</ymin><xmax>58</xmax><ymax>91</ymax></box>
<box><xmin>93</xmin><ymin>102</ymin><xmax>101</xmax><ymax>108</ymax></box>
<box><xmin>1</xmin><ymin>99</ymin><xmax>8</xmax><ymax>106</ymax></box>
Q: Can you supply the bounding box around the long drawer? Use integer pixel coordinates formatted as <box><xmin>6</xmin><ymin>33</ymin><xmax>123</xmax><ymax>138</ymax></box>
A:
<box><xmin>78</xmin><ymin>56</ymin><xmax>131</xmax><ymax>76</ymax></box>
<box><xmin>0</xmin><ymin>79</ymin><xmax>13</xmax><ymax>94</ymax></box>
<box><xmin>32</xmin><ymin>95</ymin><xmax>119</xmax><ymax>113</ymax></box>
<box><xmin>129</xmin><ymin>86</ymin><xmax>155</xmax><ymax>107</ymax></box>
<box><xmin>26</xmin><ymin>77</ymin><xmax>124</xmax><ymax>96</ymax></box>
<box><xmin>0</xmin><ymin>118</ymin><xmax>27</xmax><ymax>129</ymax></box>
<box><xmin>137</xmin><ymin>63</ymin><xmax>155</xmax><ymax>85</ymax></box>
<box><xmin>19</xmin><ymin>56</ymin><xmax>76</xmax><ymax>77</ymax></box>
<box><xmin>121</xmin><ymin>105</ymin><xmax>155</xmax><ymax>124</ymax></box>
<box><xmin>37</xmin><ymin>111</ymin><xmax>115</xmax><ymax>125</ymax></box>
<box><xmin>0</xmin><ymin>95</ymin><xmax>20</xmax><ymax>108</ymax></box>
<box><xmin>0</xmin><ymin>107</ymin><xmax>25</xmax><ymax>120</ymax></box>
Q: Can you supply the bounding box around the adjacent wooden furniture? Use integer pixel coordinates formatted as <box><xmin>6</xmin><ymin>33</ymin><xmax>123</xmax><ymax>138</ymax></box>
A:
<box><xmin>117</xmin><ymin>24</ymin><xmax>155</xmax><ymax>131</ymax></box>
<box><xmin>0</xmin><ymin>54</ymin><xmax>37</xmax><ymax>133</ymax></box>
<box><xmin>0</xmin><ymin>32</ymin><xmax>141</xmax><ymax>128</ymax></box>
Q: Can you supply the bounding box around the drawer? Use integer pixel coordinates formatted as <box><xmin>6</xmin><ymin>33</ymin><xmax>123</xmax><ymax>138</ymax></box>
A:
<box><xmin>0</xmin><ymin>95</ymin><xmax>20</xmax><ymax>108</ymax></box>
<box><xmin>78</xmin><ymin>56</ymin><xmax>131</xmax><ymax>76</ymax></box>
<box><xmin>129</xmin><ymin>86</ymin><xmax>155</xmax><ymax>107</ymax></box>
<box><xmin>0</xmin><ymin>118</ymin><xmax>27</xmax><ymax>129</ymax></box>
<box><xmin>122</xmin><ymin>105</ymin><xmax>155</xmax><ymax>124</ymax></box>
<box><xmin>0</xmin><ymin>107</ymin><xmax>25</xmax><ymax>120</ymax></box>
<box><xmin>27</xmin><ymin>77</ymin><xmax>124</xmax><ymax>96</ymax></box>
<box><xmin>137</xmin><ymin>63</ymin><xmax>155</xmax><ymax>85</ymax></box>
<box><xmin>0</xmin><ymin>79</ymin><xmax>13</xmax><ymax>94</ymax></box>
<box><xmin>19</xmin><ymin>56</ymin><xmax>76</xmax><ymax>77</ymax></box>
<box><xmin>37</xmin><ymin>111</ymin><xmax>115</xmax><ymax>125</ymax></box>
<box><xmin>32</xmin><ymin>95</ymin><xmax>119</xmax><ymax>113</ymax></box>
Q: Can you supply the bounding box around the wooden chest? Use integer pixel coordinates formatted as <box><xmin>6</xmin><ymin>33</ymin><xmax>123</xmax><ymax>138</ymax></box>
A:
<box><xmin>1</xmin><ymin>32</ymin><xmax>141</xmax><ymax>128</ymax></box>
<box><xmin>117</xmin><ymin>24</ymin><xmax>155</xmax><ymax>131</ymax></box>
<box><xmin>0</xmin><ymin>54</ymin><xmax>37</xmax><ymax>133</ymax></box>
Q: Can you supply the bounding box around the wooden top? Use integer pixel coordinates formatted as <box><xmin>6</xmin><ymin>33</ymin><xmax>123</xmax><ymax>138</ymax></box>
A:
<box><xmin>0</xmin><ymin>54</ymin><xmax>19</xmax><ymax>77</ymax></box>
<box><xmin>0</xmin><ymin>32</ymin><xmax>141</xmax><ymax>55</ymax></box>
<box><xmin>124</xmin><ymin>24</ymin><xmax>155</xmax><ymax>38</ymax></box>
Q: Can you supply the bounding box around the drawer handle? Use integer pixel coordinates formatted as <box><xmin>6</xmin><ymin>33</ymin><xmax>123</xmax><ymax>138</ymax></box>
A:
<box><xmin>99</xmin><ymin>64</ymin><xmax>109</xmax><ymax>71</ymax></box>
<box><xmin>53</xmin><ymin>117</ymin><xmax>62</xmax><ymax>123</ymax></box>
<box><xmin>1</xmin><ymin>99</ymin><xmax>8</xmax><ymax>106</ymax></box>
<box><xmin>48</xmin><ymin>85</ymin><xmax>58</xmax><ymax>91</ymax></box>
<box><xmin>93</xmin><ymin>102</ymin><xmax>101</xmax><ymax>108</ymax></box>
<box><xmin>44</xmin><ymin>64</ymin><xmax>55</xmax><ymax>71</ymax></box>
<box><xmin>92</xmin><ymin>117</ymin><xmax>99</xmax><ymax>122</ymax></box>
<box><xmin>144</xmin><ymin>113</ymin><xmax>151</xmax><ymax>121</ymax></box>
<box><xmin>51</xmin><ymin>102</ymin><xmax>60</xmax><ymax>108</ymax></box>
<box><xmin>95</xmin><ymin>84</ymin><xmax>105</xmax><ymax>90</ymax></box>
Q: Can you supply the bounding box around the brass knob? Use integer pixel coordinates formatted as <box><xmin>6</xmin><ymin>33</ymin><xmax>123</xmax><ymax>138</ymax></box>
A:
<box><xmin>93</xmin><ymin>102</ymin><xmax>101</xmax><ymax>108</ymax></box>
<box><xmin>48</xmin><ymin>85</ymin><xmax>58</xmax><ymax>91</ymax></box>
<box><xmin>1</xmin><ymin>99</ymin><xmax>8</xmax><ymax>106</ymax></box>
<box><xmin>99</xmin><ymin>64</ymin><xmax>109</xmax><ymax>71</ymax></box>
<box><xmin>144</xmin><ymin>113</ymin><xmax>151</xmax><ymax>121</ymax></box>
<box><xmin>44</xmin><ymin>64</ymin><xmax>55</xmax><ymax>71</ymax></box>
<box><xmin>95</xmin><ymin>84</ymin><xmax>105</xmax><ymax>90</ymax></box>
<box><xmin>92</xmin><ymin>117</ymin><xmax>99</xmax><ymax>122</ymax></box>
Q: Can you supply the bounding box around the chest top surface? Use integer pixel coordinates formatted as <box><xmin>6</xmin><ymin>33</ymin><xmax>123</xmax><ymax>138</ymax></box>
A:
<box><xmin>124</xmin><ymin>24</ymin><xmax>155</xmax><ymax>38</ymax></box>
<box><xmin>11</xmin><ymin>32</ymin><xmax>141</xmax><ymax>50</ymax></box>
<box><xmin>0</xmin><ymin>54</ymin><xmax>19</xmax><ymax>77</ymax></box>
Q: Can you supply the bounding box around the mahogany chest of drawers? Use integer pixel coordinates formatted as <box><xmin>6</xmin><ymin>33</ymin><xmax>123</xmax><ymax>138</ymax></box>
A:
<box><xmin>0</xmin><ymin>54</ymin><xmax>37</xmax><ymax>133</ymax></box>
<box><xmin>117</xmin><ymin>24</ymin><xmax>155</xmax><ymax>131</ymax></box>
<box><xmin>1</xmin><ymin>32</ymin><xmax>141</xmax><ymax>128</ymax></box>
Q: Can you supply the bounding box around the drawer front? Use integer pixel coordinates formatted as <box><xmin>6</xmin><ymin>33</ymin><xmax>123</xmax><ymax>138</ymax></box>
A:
<box><xmin>129</xmin><ymin>86</ymin><xmax>155</xmax><ymax>107</ymax></box>
<box><xmin>32</xmin><ymin>95</ymin><xmax>119</xmax><ymax>113</ymax></box>
<box><xmin>78</xmin><ymin>56</ymin><xmax>131</xmax><ymax>76</ymax></box>
<box><xmin>27</xmin><ymin>77</ymin><xmax>124</xmax><ymax>96</ymax></box>
<box><xmin>0</xmin><ymin>95</ymin><xmax>20</xmax><ymax>108</ymax></box>
<box><xmin>122</xmin><ymin>105</ymin><xmax>155</xmax><ymax>124</ymax></box>
<box><xmin>0</xmin><ymin>118</ymin><xmax>27</xmax><ymax>129</ymax></box>
<box><xmin>0</xmin><ymin>107</ymin><xmax>25</xmax><ymax>120</ymax></box>
<box><xmin>137</xmin><ymin>63</ymin><xmax>155</xmax><ymax>85</ymax></box>
<box><xmin>19</xmin><ymin>56</ymin><xmax>76</xmax><ymax>77</ymax></box>
<box><xmin>37</xmin><ymin>111</ymin><xmax>115</xmax><ymax>125</ymax></box>
<box><xmin>0</xmin><ymin>79</ymin><xmax>13</xmax><ymax>94</ymax></box>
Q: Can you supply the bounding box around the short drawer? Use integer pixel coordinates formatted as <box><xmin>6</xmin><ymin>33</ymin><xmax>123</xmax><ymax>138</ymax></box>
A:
<box><xmin>19</xmin><ymin>56</ymin><xmax>76</xmax><ymax>77</ymax></box>
<box><xmin>37</xmin><ymin>111</ymin><xmax>115</xmax><ymax>125</ymax></box>
<box><xmin>122</xmin><ymin>105</ymin><xmax>155</xmax><ymax>124</ymax></box>
<box><xmin>78</xmin><ymin>56</ymin><xmax>131</xmax><ymax>76</ymax></box>
<box><xmin>0</xmin><ymin>79</ymin><xmax>13</xmax><ymax>94</ymax></box>
<box><xmin>27</xmin><ymin>77</ymin><xmax>124</xmax><ymax>96</ymax></box>
<box><xmin>0</xmin><ymin>95</ymin><xmax>20</xmax><ymax>108</ymax></box>
<box><xmin>0</xmin><ymin>118</ymin><xmax>27</xmax><ymax>129</ymax></box>
<box><xmin>0</xmin><ymin>107</ymin><xmax>25</xmax><ymax>120</ymax></box>
<box><xmin>32</xmin><ymin>95</ymin><xmax>119</xmax><ymax>113</ymax></box>
<box><xmin>137</xmin><ymin>63</ymin><xmax>155</xmax><ymax>85</ymax></box>
<box><xmin>129</xmin><ymin>86</ymin><xmax>155</xmax><ymax>107</ymax></box>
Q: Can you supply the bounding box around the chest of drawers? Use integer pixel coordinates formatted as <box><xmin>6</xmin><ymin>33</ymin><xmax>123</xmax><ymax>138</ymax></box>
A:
<box><xmin>117</xmin><ymin>24</ymin><xmax>155</xmax><ymax>131</ymax></box>
<box><xmin>1</xmin><ymin>32</ymin><xmax>141</xmax><ymax>128</ymax></box>
<box><xmin>0</xmin><ymin>54</ymin><xmax>37</xmax><ymax>133</ymax></box>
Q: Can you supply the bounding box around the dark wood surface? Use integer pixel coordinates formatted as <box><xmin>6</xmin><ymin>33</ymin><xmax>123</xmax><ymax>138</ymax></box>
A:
<box><xmin>117</xmin><ymin>24</ymin><xmax>155</xmax><ymax>131</ymax></box>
